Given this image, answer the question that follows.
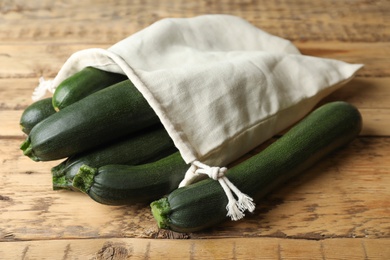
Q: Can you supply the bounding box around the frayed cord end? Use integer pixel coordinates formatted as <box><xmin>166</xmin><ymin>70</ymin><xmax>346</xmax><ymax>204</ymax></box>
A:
<box><xmin>32</xmin><ymin>77</ymin><xmax>54</xmax><ymax>101</ymax></box>
<box><xmin>237</xmin><ymin>193</ymin><xmax>255</xmax><ymax>212</ymax></box>
<box><xmin>179</xmin><ymin>160</ymin><xmax>256</xmax><ymax>221</ymax></box>
<box><xmin>226</xmin><ymin>200</ymin><xmax>245</xmax><ymax>221</ymax></box>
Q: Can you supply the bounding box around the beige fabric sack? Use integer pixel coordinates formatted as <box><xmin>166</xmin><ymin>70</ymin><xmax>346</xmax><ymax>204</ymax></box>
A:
<box><xmin>34</xmin><ymin>15</ymin><xmax>363</xmax><ymax>220</ymax></box>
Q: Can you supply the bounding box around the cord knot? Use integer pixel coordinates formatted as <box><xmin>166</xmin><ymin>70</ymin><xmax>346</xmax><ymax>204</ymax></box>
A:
<box><xmin>203</xmin><ymin>166</ymin><xmax>227</xmax><ymax>180</ymax></box>
<box><xmin>179</xmin><ymin>160</ymin><xmax>255</xmax><ymax>221</ymax></box>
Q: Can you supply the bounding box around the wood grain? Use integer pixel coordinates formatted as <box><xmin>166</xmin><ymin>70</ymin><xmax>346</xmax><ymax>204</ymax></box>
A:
<box><xmin>1</xmin><ymin>237</ymin><xmax>390</xmax><ymax>260</ymax></box>
<box><xmin>1</xmin><ymin>0</ymin><xmax>389</xmax><ymax>43</ymax></box>
<box><xmin>1</xmin><ymin>137</ymin><xmax>389</xmax><ymax>241</ymax></box>
<box><xmin>1</xmin><ymin>42</ymin><xmax>389</xmax><ymax>79</ymax></box>
<box><xmin>1</xmin><ymin>0</ymin><xmax>389</xmax><ymax>258</ymax></box>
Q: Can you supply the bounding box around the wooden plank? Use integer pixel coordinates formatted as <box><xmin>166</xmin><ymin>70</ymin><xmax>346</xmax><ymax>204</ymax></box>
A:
<box><xmin>0</xmin><ymin>110</ymin><xmax>24</xmax><ymax>137</ymax></box>
<box><xmin>322</xmin><ymin>77</ymin><xmax>390</xmax><ymax>109</ymax></box>
<box><xmin>0</xmin><ymin>78</ymin><xmax>39</xmax><ymax>110</ymax></box>
<box><xmin>0</xmin><ymin>0</ymin><xmax>388</xmax><ymax>256</ymax></box>
<box><xmin>0</xmin><ymin>237</ymin><xmax>389</xmax><ymax>260</ymax></box>
<box><xmin>0</xmin><ymin>42</ymin><xmax>389</xmax><ymax>79</ymax></box>
<box><xmin>358</xmin><ymin>109</ymin><xmax>390</xmax><ymax>136</ymax></box>
<box><xmin>0</xmin><ymin>43</ymin><xmax>110</xmax><ymax>79</ymax></box>
<box><xmin>296</xmin><ymin>42</ymin><xmax>390</xmax><ymax>78</ymax></box>
<box><xmin>0</xmin><ymin>0</ymin><xmax>389</xmax><ymax>43</ymax></box>
<box><xmin>1</xmin><ymin>137</ymin><xmax>389</xmax><ymax>241</ymax></box>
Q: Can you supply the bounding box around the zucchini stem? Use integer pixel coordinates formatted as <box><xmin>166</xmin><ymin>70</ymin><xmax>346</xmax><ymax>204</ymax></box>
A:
<box><xmin>51</xmin><ymin>162</ymin><xmax>67</xmax><ymax>177</ymax></box>
<box><xmin>20</xmin><ymin>137</ymin><xmax>39</xmax><ymax>161</ymax></box>
<box><xmin>52</xmin><ymin>175</ymin><xmax>71</xmax><ymax>190</ymax></box>
<box><xmin>150</xmin><ymin>198</ymin><xmax>171</xmax><ymax>229</ymax></box>
<box><xmin>72</xmin><ymin>165</ymin><xmax>97</xmax><ymax>194</ymax></box>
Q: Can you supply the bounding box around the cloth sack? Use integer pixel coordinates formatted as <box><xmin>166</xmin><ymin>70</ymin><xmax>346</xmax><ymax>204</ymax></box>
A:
<box><xmin>33</xmin><ymin>15</ymin><xmax>363</xmax><ymax>220</ymax></box>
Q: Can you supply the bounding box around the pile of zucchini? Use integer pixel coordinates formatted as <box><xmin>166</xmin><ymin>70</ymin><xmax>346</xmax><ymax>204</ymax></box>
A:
<box><xmin>20</xmin><ymin>67</ymin><xmax>182</xmax><ymax>204</ymax></box>
<box><xmin>20</xmin><ymin>67</ymin><xmax>362</xmax><ymax>232</ymax></box>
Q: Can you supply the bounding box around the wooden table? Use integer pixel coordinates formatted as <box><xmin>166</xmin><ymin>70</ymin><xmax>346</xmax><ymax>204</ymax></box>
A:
<box><xmin>1</xmin><ymin>0</ymin><xmax>389</xmax><ymax>259</ymax></box>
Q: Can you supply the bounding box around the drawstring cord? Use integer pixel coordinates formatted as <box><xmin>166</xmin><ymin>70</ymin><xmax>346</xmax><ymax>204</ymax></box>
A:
<box><xmin>179</xmin><ymin>161</ymin><xmax>255</xmax><ymax>221</ymax></box>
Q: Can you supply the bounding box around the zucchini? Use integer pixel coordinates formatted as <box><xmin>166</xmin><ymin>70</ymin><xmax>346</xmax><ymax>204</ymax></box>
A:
<box><xmin>52</xmin><ymin>125</ymin><xmax>177</xmax><ymax>190</ymax></box>
<box><xmin>20</xmin><ymin>79</ymin><xmax>159</xmax><ymax>161</ymax></box>
<box><xmin>150</xmin><ymin>101</ymin><xmax>362</xmax><ymax>233</ymax></box>
<box><xmin>52</xmin><ymin>67</ymin><xmax>127</xmax><ymax>111</ymax></box>
<box><xmin>73</xmin><ymin>152</ymin><xmax>188</xmax><ymax>205</ymax></box>
<box><xmin>19</xmin><ymin>97</ymin><xmax>56</xmax><ymax>135</ymax></box>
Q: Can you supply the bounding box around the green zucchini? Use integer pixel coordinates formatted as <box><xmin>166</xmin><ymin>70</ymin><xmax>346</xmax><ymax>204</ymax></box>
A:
<box><xmin>19</xmin><ymin>97</ymin><xmax>56</xmax><ymax>135</ymax></box>
<box><xmin>52</xmin><ymin>125</ymin><xmax>177</xmax><ymax>190</ymax></box>
<box><xmin>150</xmin><ymin>101</ymin><xmax>362</xmax><ymax>233</ymax></box>
<box><xmin>52</xmin><ymin>67</ymin><xmax>127</xmax><ymax>111</ymax></box>
<box><xmin>73</xmin><ymin>152</ymin><xmax>188</xmax><ymax>205</ymax></box>
<box><xmin>20</xmin><ymin>79</ymin><xmax>159</xmax><ymax>161</ymax></box>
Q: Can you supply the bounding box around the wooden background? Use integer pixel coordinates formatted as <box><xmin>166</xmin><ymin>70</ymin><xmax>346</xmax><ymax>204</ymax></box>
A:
<box><xmin>0</xmin><ymin>0</ymin><xmax>389</xmax><ymax>259</ymax></box>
